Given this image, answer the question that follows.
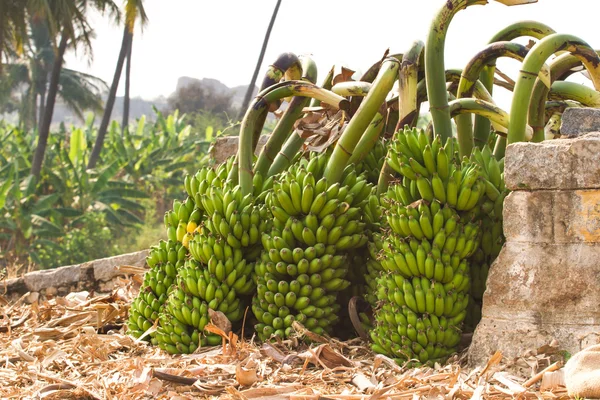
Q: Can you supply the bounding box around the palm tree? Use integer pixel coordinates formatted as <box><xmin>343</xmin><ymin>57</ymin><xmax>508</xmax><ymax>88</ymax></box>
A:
<box><xmin>30</xmin><ymin>0</ymin><xmax>119</xmax><ymax>178</ymax></box>
<box><xmin>88</xmin><ymin>0</ymin><xmax>147</xmax><ymax>169</ymax></box>
<box><xmin>237</xmin><ymin>0</ymin><xmax>282</xmax><ymax>121</ymax></box>
<box><xmin>122</xmin><ymin>30</ymin><xmax>132</xmax><ymax>129</ymax></box>
<box><xmin>0</xmin><ymin>0</ymin><xmax>28</xmax><ymax>74</ymax></box>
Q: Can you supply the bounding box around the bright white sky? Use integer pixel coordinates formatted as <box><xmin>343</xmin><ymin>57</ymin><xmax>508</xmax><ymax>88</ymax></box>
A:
<box><xmin>65</xmin><ymin>0</ymin><xmax>598</xmax><ymax>111</ymax></box>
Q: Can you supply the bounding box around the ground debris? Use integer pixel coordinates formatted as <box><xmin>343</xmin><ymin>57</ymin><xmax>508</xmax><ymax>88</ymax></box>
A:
<box><xmin>0</xmin><ymin>277</ymin><xmax>570</xmax><ymax>399</ymax></box>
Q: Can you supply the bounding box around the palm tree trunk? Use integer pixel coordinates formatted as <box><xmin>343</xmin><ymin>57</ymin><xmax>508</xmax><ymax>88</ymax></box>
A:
<box><xmin>0</xmin><ymin>17</ymin><xmax>4</xmax><ymax>75</ymax></box>
<box><xmin>88</xmin><ymin>24</ymin><xmax>130</xmax><ymax>169</ymax></box>
<box><xmin>122</xmin><ymin>30</ymin><xmax>133</xmax><ymax>131</ymax></box>
<box><xmin>37</xmin><ymin>85</ymin><xmax>46</xmax><ymax>132</ymax></box>
<box><xmin>31</xmin><ymin>33</ymin><xmax>68</xmax><ymax>178</ymax></box>
<box><xmin>237</xmin><ymin>0</ymin><xmax>282</xmax><ymax>121</ymax></box>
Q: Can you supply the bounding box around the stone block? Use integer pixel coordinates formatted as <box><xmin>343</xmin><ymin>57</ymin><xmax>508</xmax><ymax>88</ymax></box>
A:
<box><xmin>560</xmin><ymin>107</ymin><xmax>600</xmax><ymax>137</ymax></box>
<box><xmin>468</xmin><ymin>241</ymin><xmax>600</xmax><ymax>365</ymax></box>
<box><xmin>210</xmin><ymin>135</ymin><xmax>270</xmax><ymax>164</ymax></box>
<box><xmin>92</xmin><ymin>250</ymin><xmax>148</xmax><ymax>282</ymax></box>
<box><xmin>23</xmin><ymin>264</ymin><xmax>81</xmax><ymax>293</ymax></box>
<box><xmin>504</xmin><ymin>190</ymin><xmax>600</xmax><ymax>243</ymax></box>
<box><xmin>505</xmin><ymin>132</ymin><xmax>600</xmax><ymax>190</ymax></box>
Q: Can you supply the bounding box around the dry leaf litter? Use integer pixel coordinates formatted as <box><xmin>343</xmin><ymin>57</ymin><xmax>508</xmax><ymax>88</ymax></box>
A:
<box><xmin>0</xmin><ymin>266</ymin><xmax>570</xmax><ymax>399</ymax></box>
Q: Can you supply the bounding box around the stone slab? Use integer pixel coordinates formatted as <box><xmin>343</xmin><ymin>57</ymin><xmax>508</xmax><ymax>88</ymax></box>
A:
<box><xmin>468</xmin><ymin>241</ymin><xmax>600</xmax><ymax>365</ymax></box>
<box><xmin>23</xmin><ymin>264</ymin><xmax>82</xmax><ymax>293</ymax></box>
<box><xmin>92</xmin><ymin>250</ymin><xmax>148</xmax><ymax>281</ymax></box>
<box><xmin>5</xmin><ymin>250</ymin><xmax>148</xmax><ymax>298</ymax></box>
<box><xmin>505</xmin><ymin>132</ymin><xmax>600</xmax><ymax>191</ymax></box>
<box><xmin>503</xmin><ymin>190</ymin><xmax>600</xmax><ymax>243</ymax></box>
<box><xmin>560</xmin><ymin>107</ymin><xmax>600</xmax><ymax>137</ymax></box>
<box><xmin>210</xmin><ymin>135</ymin><xmax>270</xmax><ymax>164</ymax></box>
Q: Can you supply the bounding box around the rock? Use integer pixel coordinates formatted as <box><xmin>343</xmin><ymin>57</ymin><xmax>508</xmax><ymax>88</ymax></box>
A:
<box><xmin>25</xmin><ymin>292</ymin><xmax>39</xmax><ymax>304</ymax></box>
<box><xmin>210</xmin><ymin>135</ymin><xmax>270</xmax><ymax>165</ymax></box>
<box><xmin>469</xmin><ymin>241</ymin><xmax>600</xmax><ymax>365</ymax></box>
<box><xmin>45</xmin><ymin>286</ymin><xmax>57</xmax><ymax>297</ymax></box>
<box><xmin>504</xmin><ymin>132</ymin><xmax>600</xmax><ymax>190</ymax></box>
<box><xmin>92</xmin><ymin>250</ymin><xmax>148</xmax><ymax>282</ymax></box>
<box><xmin>503</xmin><ymin>190</ymin><xmax>600</xmax><ymax>244</ymax></box>
<box><xmin>560</xmin><ymin>107</ymin><xmax>600</xmax><ymax>137</ymax></box>
<box><xmin>564</xmin><ymin>344</ymin><xmax>600</xmax><ymax>398</ymax></box>
<box><xmin>23</xmin><ymin>265</ymin><xmax>81</xmax><ymax>293</ymax></box>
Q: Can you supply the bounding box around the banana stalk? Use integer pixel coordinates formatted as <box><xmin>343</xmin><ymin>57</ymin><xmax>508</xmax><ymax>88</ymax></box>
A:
<box><xmin>549</xmin><ymin>81</ymin><xmax>600</xmax><ymax>106</ymax></box>
<box><xmin>449</xmin><ymin>98</ymin><xmax>510</xmax><ymax>133</ymax></box>
<box><xmin>332</xmin><ymin>81</ymin><xmax>372</xmax><ymax>97</ymax></box>
<box><xmin>309</xmin><ymin>66</ymin><xmax>335</xmax><ymax>107</ymax></box>
<box><xmin>425</xmin><ymin>0</ymin><xmax>487</xmax><ymax>145</ymax></box>
<box><xmin>324</xmin><ymin>57</ymin><xmax>400</xmax><ymax>184</ymax></box>
<box><xmin>238</xmin><ymin>81</ymin><xmax>350</xmax><ymax>195</ymax></box>
<box><xmin>347</xmin><ymin>112</ymin><xmax>386</xmax><ymax>165</ymax></box>
<box><xmin>528</xmin><ymin>51</ymin><xmax>600</xmax><ymax>142</ymax></box>
<box><xmin>456</xmin><ymin>41</ymin><xmax>532</xmax><ymax>156</ymax></box>
<box><xmin>228</xmin><ymin>53</ymin><xmax>303</xmax><ymax>182</ymax></box>
<box><xmin>474</xmin><ymin>21</ymin><xmax>555</xmax><ymax>151</ymax></box>
<box><xmin>417</xmin><ymin>69</ymin><xmax>462</xmax><ymax>104</ymax></box>
<box><xmin>378</xmin><ymin>40</ymin><xmax>424</xmax><ymax>195</ymax></box>
<box><xmin>508</xmin><ymin>33</ymin><xmax>600</xmax><ymax>144</ymax></box>
<box><xmin>253</xmin><ymin>57</ymin><xmax>318</xmax><ymax>177</ymax></box>
<box><xmin>349</xmin><ymin>53</ymin><xmax>404</xmax><ymax>113</ymax></box>
<box><xmin>267</xmin><ymin>69</ymin><xmax>337</xmax><ymax>178</ymax></box>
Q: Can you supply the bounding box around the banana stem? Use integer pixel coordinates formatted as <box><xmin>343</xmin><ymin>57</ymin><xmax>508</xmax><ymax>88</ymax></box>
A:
<box><xmin>473</xmin><ymin>21</ymin><xmax>555</xmax><ymax>148</ymax></box>
<box><xmin>425</xmin><ymin>0</ymin><xmax>487</xmax><ymax>144</ymax></box>
<box><xmin>324</xmin><ymin>57</ymin><xmax>400</xmax><ymax>184</ymax></box>
<box><xmin>377</xmin><ymin>41</ymin><xmax>424</xmax><ymax>195</ymax></box>
<box><xmin>456</xmin><ymin>41</ymin><xmax>531</xmax><ymax>155</ymax></box>
<box><xmin>493</xmin><ymin>136</ymin><xmax>506</xmax><ymax>159</ymax></box>
<box><xmin>268</xmin><ymin>67</ymin><xmax>336</xmax><ymax>178</ymax></box>
<box><xmin>238</xmin><ymin>81</ymin><xmax>350</xmax><ymax>195</ymax></box>
<box><xmin>350</xmin><ymin>52</ymin><xmax>403</xmax><ymax>113</ymax></box>
<box><xmin>528</xmin><ymin>51</ymin><xmax>600</xmax><ymax>142</ymax></box>
<box><xmin>549</xmin><ymin>81</ymin><xmax>600</xmax><ymax>107</ymax></box>
<box><xmin>253</xmin><ymin>57</ymin><xmax>318</xmax><ymax>176</ymax></box>
<box><xmin>347</xmin><ymin>112</ymin><xmax>385</xmax><ymax>165</ymax></box>
<box><xmin>449</xmin><ymin>98</ymin><xmax>510</xmax><ymax>131</ymax></box>
<box><xmin>332</xmin><ymin>81</ymin><xmax>372</xmax><ymax>97</ymax></box>
<box><xmin>508</xmin><ymin>33</ymin><xmax>600</xmax><ymax>144</ymax></box>
<box><xmin>252</xmin><ymin>53</ymin><xmax>303</xmax><ymax>150</ymax></box>
<box><xmin>267</xmin><ymin>130</ymin><xmax>304</xmax><ymax>177</ymax></box>
<box><xmin>309</xmin><ymin>66</ymin><xmax>335</xmax><ymax>107</ymax></box>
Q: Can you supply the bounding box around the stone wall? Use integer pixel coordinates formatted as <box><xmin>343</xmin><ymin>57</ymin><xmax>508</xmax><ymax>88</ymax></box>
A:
<box><xmin>2</xmin><ymin>250</ymin><xmax>148</xmax><ymax>302</ymax></box>
<box><xmin>469</xmin><ymin>132</ymin><xmax>600</xmax><ymax>365</ymax></box>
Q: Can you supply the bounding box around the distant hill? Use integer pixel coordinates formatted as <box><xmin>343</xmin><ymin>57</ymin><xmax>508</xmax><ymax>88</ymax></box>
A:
<box><xmin>2</xmin><ymin>77</ymin><xmax>258</xmax><ymax>127</ymax></box>
<box><xmin>175</xmin><ymin>77</ymin><xmax>257</xmax><ymax>110</ymax></box>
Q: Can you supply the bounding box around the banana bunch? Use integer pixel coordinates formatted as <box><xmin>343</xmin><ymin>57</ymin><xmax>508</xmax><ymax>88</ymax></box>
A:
<box><xmin>165</xmin><ymin>197</ymin><xmax>202</xmax><ymax>247</ymax></box>
<box><xmin>363</xmin><ymin>233</ymin><xmax>384</xmax><ymax>307</ymax></box>
<box><xmin>155</xmin><ymin>225</ymin><xmax>258</xmax><ymax>354</ymax></box>
<box><xmin>127</xmin><ymin>239</ymin><xmax>187</xmax><ymax>341</ymax></box>
<box><xmin>197</xmin><ymin>182</ymin><xmax>271</xmax><ymax>261</ymax></box>
<box><xmin>462</xmin><ymin>146</ymin><xmax>507</xmax><ymax>329</ymax></box>
<box><xmin>386</xmin><ymin>126</ymin><xmax>486</xmax><ymax>212</ymax></box>
<box><xmin>252</xmin><ymin>152</ymin><xmax>374</xmax><ymax>340</ymax></box>
<box><xmin>356</xmin><ymin>140</ymin><xmax>387</xmax><ymax>185</ymax></box>
<box><xmin>370</xmin><ymin>196</ymin><xmax>479</xmax><ymax>365</ymax></box>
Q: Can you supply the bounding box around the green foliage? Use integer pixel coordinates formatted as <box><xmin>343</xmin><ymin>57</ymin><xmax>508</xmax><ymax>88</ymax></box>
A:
<box><xmin>0</xmin><ymin>110</ymin><xmax>211</xmax><ymax>270</ymax></box>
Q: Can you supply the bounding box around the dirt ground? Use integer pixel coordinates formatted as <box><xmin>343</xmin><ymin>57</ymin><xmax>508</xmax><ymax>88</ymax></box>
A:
<box><xmin>0</xmin><ymin>271</ymin><xmax>569</xmax><ymax>399</ymax></box>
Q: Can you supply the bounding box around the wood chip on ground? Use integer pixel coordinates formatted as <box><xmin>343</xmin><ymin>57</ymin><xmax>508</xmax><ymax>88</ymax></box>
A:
<box><xmin>0</xmin><ymin>275</ymin><xmax>571</xmax><ymax>399</ymax></box>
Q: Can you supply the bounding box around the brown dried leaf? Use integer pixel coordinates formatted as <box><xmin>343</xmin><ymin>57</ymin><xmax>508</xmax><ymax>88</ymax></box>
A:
<box><xmin>332</xmin><ymin>66</ymin><xmax>356</xmax><ymax>86</ymax></box>
<box><xmin>208</xmin><ymin>309</ymin><xmax>232</xmax><ymax>334</ymax></box>
<box><xmin>297</xmin><ymin>344</ymin><xmax>353</xmax><ymax>370</ymax></box>
<box><xmin>236</xmin><ymin>363</ymin><xmax>258</xmax><ymax>387</ymax></box>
